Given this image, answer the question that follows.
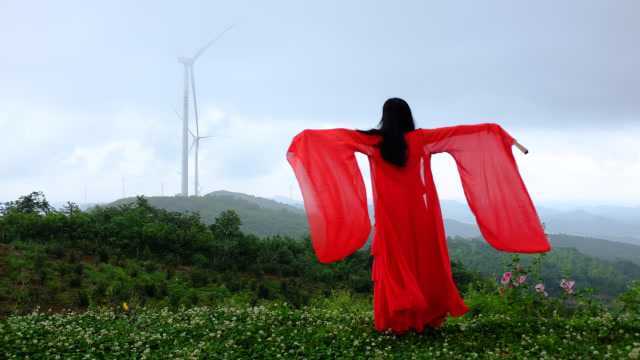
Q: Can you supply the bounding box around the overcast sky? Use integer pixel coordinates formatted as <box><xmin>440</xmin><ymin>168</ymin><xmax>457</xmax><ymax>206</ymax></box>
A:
<box><xmin>1</xmin><ymin>0</ymin><xmax>638</xmax><ymax>207</ymax></box>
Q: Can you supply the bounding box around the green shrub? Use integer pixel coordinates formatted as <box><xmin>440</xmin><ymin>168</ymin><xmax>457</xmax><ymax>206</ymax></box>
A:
<box><xmin>191</xmin><ymin>254</ymin><xmax>209</xmax><ymax>268</ymax></box>
<box><xmin>168</xmin><ymin>292</ymin><xmax>181</xmax><ymax>309</ymax></box>
<box><xmin>257</xmin><ymin>283</ymin><xmax>271</xmax><ymax>300</ymax></box>
<box><xmin>69</xmin><ymin>275</ymin><xmax>82</xmax><ymax>288</ymax></box>
<box><xmin>77</xmin><ymin>290</ymin><xmax>90</xmax><ymax>307</ymax></box>
<box><xmin>46</xmin><ymin>243</ymin><xmax>66</xmax><ymax>259</ymax></box>
<box><xmin>97</xmin><ymin>247</ymin><xmax>109</xmax><ymax>262</ymax></box>
<box><xmin>189</xmin><ymin>269</ymin><xmax>209</xmax><ymax>288</ymax></box>
<box><xmin>618</xmin><ymin>280</ymin><xmax>640</xmax><ymax>313</ymax></box>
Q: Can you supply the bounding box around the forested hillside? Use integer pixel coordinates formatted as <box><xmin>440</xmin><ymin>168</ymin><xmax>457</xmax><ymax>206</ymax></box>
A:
<box><xmin>1</xmin><ymin>191</ymin><xmax>639</xmax><ymax>315</ymax></box>
<box><xmin>110</xmin><ymin>190</ymin><xmax>640</xmax><ymax>266</ymax></box>
<box><xmin>110</xmin><ymin>190</ymin><xmax>309</xmax><ymax>238</ymax></box>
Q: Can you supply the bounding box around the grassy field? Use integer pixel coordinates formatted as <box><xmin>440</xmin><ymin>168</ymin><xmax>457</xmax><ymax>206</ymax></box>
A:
<box><xmin>2</xmin><ymin>290</ymin><xmax>639</xmax><ymax>359</ymax></box>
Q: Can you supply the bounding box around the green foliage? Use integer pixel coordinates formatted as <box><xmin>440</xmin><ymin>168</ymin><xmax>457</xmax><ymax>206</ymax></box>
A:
<box><xmin>1</xmin><ymin>191</ymin><xmax>637</xmax><ymax>307</ymax></box>
<box><xmin>617</xmin><ymin>280</ymin><xmax>640</xmax><ymax>313</ymax></box>
<box><xmin>1</xmin><ymin>191</ymin><xmax>53</xmax><ymax>215</ymax></box>
<box><xmin>210</xmin><ymin>209</ymin><xmax>242</xmax><ymax>239</ymax></box>
<box><xmin>448</xmin><ymin>236</ymin><xmax>640</xmax><ymax>299</ymax></box>
<box><xmin>0</xmin><ymin>192</ymin><xmax>388</xmax><ymax>315</ymax></box>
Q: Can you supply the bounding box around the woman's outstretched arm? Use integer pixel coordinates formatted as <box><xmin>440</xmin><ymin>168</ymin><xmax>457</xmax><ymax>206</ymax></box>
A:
<box><xmin>286</xmin><ymin>128</ymin><xmax>372</xmax><ymax>263</ymax></box>
<box><xmin>419</xmin><ymin>122</ymin><xmax>550</xmax><ymax>253</ymax></box>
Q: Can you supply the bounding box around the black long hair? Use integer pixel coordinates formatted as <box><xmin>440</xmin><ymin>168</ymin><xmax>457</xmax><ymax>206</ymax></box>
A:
<box><xmin>357</xmin><ymin>98</ymin><xmax>416</xmax><ymax>167</ymax></box>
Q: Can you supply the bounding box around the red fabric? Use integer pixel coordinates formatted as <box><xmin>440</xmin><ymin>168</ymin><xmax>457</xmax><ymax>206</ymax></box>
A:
<box><xmin>286</xmin><ymin>123</ymin><xmax>551</xmax><ymax>334</ymax></box>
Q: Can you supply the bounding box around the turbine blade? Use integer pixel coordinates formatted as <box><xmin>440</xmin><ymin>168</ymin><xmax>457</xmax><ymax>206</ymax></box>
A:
<box><xmin>190</xmin><ymin>137</ymin><xmax>198</xmax><ymax>153</ymax></box>
<box><xmin>190</xmin><ymin>66</ymin><xmax>200</xmax><ymax>137</ymax></box>
<box><xmin>192</xmin><ymin>24</ymin><xmax>234</xmax><ymax>61</ymax></box>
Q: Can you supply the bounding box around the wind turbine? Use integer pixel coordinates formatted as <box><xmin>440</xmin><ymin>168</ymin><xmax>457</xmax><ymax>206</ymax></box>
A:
<box><xmin>177</xmin><ymin>25</ymin><xmax>233</xmax><ymax>196</ymax></box>
<box><xmin>189</xmin><ymin>69</ymin><xmax>213</xmax><ymax>197</ymax></box>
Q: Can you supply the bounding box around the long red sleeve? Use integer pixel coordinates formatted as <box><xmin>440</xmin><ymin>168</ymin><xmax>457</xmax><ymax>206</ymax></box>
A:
<box><xmin>286</xmin><ymin>128</ymin><xmax>372</xmax><ymax>263</ymax></box>
<box><xmin>422</xmin><ymin>123</ymin><xmax>551</xmax><ymax>253</ymax></box>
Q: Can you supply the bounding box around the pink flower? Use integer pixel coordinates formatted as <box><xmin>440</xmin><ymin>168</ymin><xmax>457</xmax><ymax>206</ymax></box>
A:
<box><xmin>500</xmin><ymin>272</ymin><xmax>512</xmax><ymax>285</ymax></box>
<box><xmin>560</xmin><ymin>279</ymin><xmax>575</xmax><ymax>294</ymax></box>
<box><xmin>517</xmin><ymin>275</ymin><xmax>527</xmax><ymax>284</ymax></box>
<box><xmin>535</xmin><ymin>283</ymin><xmax>545</xmax><ymax>293</ymax></box>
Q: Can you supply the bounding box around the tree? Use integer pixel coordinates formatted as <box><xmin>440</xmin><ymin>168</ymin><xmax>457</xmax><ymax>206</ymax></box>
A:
<box><xmin>61</xmin><ymin>202</ymin><xmax>81</xmax><ymax>215</ymax></box>
<box><xmin>210</xmin><ymin>210</ymin><xmax>242</xmax><ymax>239</ymax></box>
<box><xmin>2</xmin><ymin>191</ymin><xmax>54</xmax><ymax>215</ymax></box>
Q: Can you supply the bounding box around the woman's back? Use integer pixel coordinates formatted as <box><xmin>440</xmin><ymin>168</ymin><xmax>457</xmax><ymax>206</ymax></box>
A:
<box><xmin>286</xmin><ymin>100</ymin><xmax>550</xmax><ymax>334</ymax></box>
<box><xmin>359</xmin><ymin>130</ymin><xmax>428</xmax><ymax>212</ymax></box>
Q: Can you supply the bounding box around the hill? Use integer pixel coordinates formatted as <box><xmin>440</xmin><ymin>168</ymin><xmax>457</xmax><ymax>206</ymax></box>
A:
<box><xmin>440</xmin><ymin>200</ymin><xmax>640</xmax><ymax>246</ymax></box>
<box><xmin>542</xmin><ymin>209</ymin><xmax>640</xmax><ymax>245</ymax></box>
<box><xmin>109</xmin><ymin>190</ymin><xmax>309</xmax><ymax>238</ymax></box>
<box><xmin>550</xmin><ymin>233</ymin><xmax>640</xmax><ymax>265</ymax></box>
<box><xmin>1</xmin><ymin>191</ymin><xmax>638</xmax><ymax>315</ymax></box>
<box><xmin>108</xmin><ymin>190</ymin><xmax>640</xmax><ymax>266</ymax></box>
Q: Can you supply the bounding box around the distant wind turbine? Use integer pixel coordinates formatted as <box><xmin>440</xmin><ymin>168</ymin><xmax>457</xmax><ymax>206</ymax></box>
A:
<box><xmin>177</xmin><ymin>25</ymin><xmax>234</xmax><ymax>197</ymax></box>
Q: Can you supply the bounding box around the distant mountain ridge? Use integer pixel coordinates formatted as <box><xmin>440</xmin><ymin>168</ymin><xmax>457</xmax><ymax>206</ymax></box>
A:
<box><xmin>270</xmin><ymin>195</ymin><xmax>640</xmax><ymax>246</ymax></box>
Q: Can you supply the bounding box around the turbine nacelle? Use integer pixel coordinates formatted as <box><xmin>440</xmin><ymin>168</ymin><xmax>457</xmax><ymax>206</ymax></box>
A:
<box><xmin>177</xmin><ymin>57</ymin><xmax>194</xmax><ymax>66</ymax></box>
<box><xmin>189</xmin><ymin>130</ymin><xmax>214</xmax><ymax>152</ymax></box>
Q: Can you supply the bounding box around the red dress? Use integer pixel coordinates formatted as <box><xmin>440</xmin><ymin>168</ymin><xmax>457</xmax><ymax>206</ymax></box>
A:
<box><xmin>286</xmin><ymin>123</ymin><xmax>551</xmax><ymax>334</ymax></box>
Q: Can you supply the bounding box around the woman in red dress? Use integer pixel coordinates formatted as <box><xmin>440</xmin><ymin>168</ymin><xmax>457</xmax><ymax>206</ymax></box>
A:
<box><xmin>286</xmin><ymin>98</ymin><xmax>551</xmax><ymax>334</ymax></box>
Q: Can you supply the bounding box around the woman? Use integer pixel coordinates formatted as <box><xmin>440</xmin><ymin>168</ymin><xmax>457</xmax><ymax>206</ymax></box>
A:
<box><xmin>286</xmin><ymin>98</ymin><xmax>550</xmax><ymax>334</ymax></box>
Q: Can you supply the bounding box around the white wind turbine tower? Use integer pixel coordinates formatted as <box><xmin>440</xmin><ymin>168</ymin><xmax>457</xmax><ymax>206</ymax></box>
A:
<box><xmin>177</xmin><ymin>25</ymin><xmax>233</xmax><ymax>197</ymax></box>
<box><xmin>189</xmin><ymin>72</ymin><xmax>213</xmax><ymax>197</ymax></box>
